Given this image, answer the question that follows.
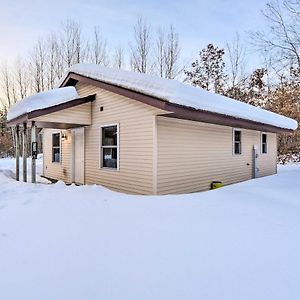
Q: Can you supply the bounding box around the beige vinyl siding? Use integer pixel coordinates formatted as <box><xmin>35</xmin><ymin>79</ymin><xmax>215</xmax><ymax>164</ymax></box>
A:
<box><xmin>41</xmin><ymin>80</ymin><xmax>278</xmax><ymax>195</ymax></box>
<box><xmin>75</xmin><ymin>82</ymin><xmax>165</xmax><ymax>194</ymax></box>
<box><xmin>42</xmin><ymin>129</ymin><xmax>72</xmax><ymax>183</ymax></box>
<box><xmin>33</xmin><ymin>102</ymin><xmax>91</xmax><ymax>125</ymax></box>
<box><xmin>258</xmin><ymin>132</ymin><xmax>277</xmax><ymax>177</ymax></box>
<box><xmin>156</xmin><ymin>117</ymin><xmax>277</xmax><ymax>195</ymax></box>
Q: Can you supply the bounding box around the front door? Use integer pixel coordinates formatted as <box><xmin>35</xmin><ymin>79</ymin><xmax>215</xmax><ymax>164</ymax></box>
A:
<box><xmin>72</xmin><ymin>127</ymin><xmax>85</xmax><ymax>184</ymax></box>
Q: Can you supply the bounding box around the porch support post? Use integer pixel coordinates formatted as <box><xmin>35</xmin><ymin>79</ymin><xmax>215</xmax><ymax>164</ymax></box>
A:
<box><xmin>22</xmin><ymin>123</ymin><xmax>27</xmax><ymax>182</ymax></box>
<box><xmin>31</xmin><ymin>121</ymin><xmax>37</xmax><ymax>183</ymax></box>
<box><xmin>15</xmin><ymin>125</ymin><xmax>20</xmax><ymax>181</ymax></box>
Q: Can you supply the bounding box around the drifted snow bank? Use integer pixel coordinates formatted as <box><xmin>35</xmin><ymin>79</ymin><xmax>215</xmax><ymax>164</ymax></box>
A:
<box><xmin>0</xmin><ymin>158</ymin><xmax>300</xmax><ymax>300</ymax></box>
<box><xmin>63</xmin><ymin>63</ymin><xmax>297</xmax><ymax>130</ymax></box>
<box><xmin>7</xmin><ymin>86</ymin><xmax>79</xmax><ymax>121</ymax></box>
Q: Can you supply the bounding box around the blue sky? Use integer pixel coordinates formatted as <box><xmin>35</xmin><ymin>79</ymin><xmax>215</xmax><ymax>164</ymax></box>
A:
<box><xmin>0</xmin><ymin>0</ymin><xmax>267</xmax><ymax>67</ymax></box>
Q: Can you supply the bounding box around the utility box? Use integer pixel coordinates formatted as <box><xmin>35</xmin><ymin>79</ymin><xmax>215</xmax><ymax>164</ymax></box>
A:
<box><xmin>252</xmin><ymin>145</ymin><xmax>259</xmax><ymax>179</ymax></box>
<box><xmin>211</xmin><ymin>181</ymin><xmax>223</xmax><ymax>190</ymax></box>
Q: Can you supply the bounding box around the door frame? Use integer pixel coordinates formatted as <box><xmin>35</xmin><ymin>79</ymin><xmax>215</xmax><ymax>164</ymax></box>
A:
<box><xmin>71</xmin><ymin>127</ymin><xmax>85</xmax><ymax>184</ymax></box>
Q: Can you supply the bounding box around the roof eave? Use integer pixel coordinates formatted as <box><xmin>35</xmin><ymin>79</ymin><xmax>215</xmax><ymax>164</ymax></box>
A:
<box><xmin>61</xmin><ymin>72</ymin><xmax>294</xmax><ymax>134</ymax></box>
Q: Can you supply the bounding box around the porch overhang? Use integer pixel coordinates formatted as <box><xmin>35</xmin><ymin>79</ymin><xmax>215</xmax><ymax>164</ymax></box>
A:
<box><xmin>7</xmin><ymin>94</ymin><xmax>96</xmax><ymax>128</ymax></box>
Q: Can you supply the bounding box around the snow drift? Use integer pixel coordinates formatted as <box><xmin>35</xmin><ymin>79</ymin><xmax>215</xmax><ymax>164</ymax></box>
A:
<box><xmin>0</xmin><ymin>157</ymin><xmax>300</xmax><ymax>300</ymax></box>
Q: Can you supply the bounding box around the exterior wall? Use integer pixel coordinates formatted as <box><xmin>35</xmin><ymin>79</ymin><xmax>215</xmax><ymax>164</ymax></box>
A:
<box><xmin>257</xmin><ymin>132</ymin><xmax>277</xmax><ymax>177</ymax></box>
<box><xmin>42</xmin><ymin>129</ymin><xmax>72</xmax><ymax>183</ymax></box>
<box><xmin>41</xmin><ymin>81</ymin><xmax>278</xmax><ymax>195</ymax></box>
<box><xmin>34</xmin><ymin>103</ymin><xmax>91</xmax><ymax>125</ymax></box>
<box><xmin>75</xmin><ymin>82</ymin><xmax>164</xmax><ymax>194</ymax></box>
<box><xmin>156</xmin><ymin>116</ymin><xmax>277</xmax><ymax>195</ymax></box>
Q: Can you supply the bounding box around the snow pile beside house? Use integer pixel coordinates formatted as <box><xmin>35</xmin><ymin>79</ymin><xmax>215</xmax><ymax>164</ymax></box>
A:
<box><xmin>65</xmin><ymin>63</ymin><xmax>297</xmax><ymax>130</ymax></box>
<box><xmin>7</xmin><ymin>87</ymin><xmax>79</xmax><ymax>121</ymax></box>
<box><xmin>0</xmin><ymin>157</ymin><xmax>300</xmax><ymax>300</ymax></box>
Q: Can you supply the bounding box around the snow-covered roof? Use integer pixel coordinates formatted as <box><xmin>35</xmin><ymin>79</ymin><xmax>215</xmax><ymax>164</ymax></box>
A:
<box><xmin>62</xmin><ymin>63</ymin><xmax>297</xmax><ymax>130</ymax></box>
<box><xmin>7</xmin><ymin>87</ymin><xmax>79</xmax><ymax>121</ymax></box>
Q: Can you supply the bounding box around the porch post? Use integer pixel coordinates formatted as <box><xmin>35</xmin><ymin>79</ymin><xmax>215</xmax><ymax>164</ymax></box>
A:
<box><xmin>22</xmin><ymin>123</ymin><xmax>27</xmax><ymax>182</ymax></box>
<box><xmin>15</xmin><ymin>125</ymin><xmax>20</xmax><ymax>181</ymax></box>
<box><xmin>31</xmin><ymin>121</ymin><xmax>37</xmax><ymax>183</ymax></box>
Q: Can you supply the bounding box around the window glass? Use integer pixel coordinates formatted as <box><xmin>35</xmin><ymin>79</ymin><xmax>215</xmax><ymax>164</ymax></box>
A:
<box><xmin>102</xmin><ymin>126</ymin><xmax>117</xmax><ymax>146</ymax></box>
<box><xmin>234</xmin><ymin>130</ymin><xmax>242</xmax><ymax>154</ymax></box>
<box><xmin>101</xmin><ymin>125</ymin><xmax>118</xmax><ymax>169</ymax></box>
<box><xmin>102</xmin><ymin>148</ymin><xmax>118</xmax><ymax>168</ymax></box>
<box><xmin>52</xmin><ymin>148</ymin><xmax>60</xmax><ymax>163</ymax></box>
<box><xmin>262</xmin><ymin>133</ymin><xmax>267</xmax><ymax>154</ymax></box>
<box><xmin>52</xmin><ymin>133</ymin><xmax>60</xmax><ymax>162</ymax></box>
<box><xmin>235</xmin><ymin>130</ymin><xmax>241</xmax><ymax>142</ymax></box>
<box><xmin>234</xmin><ymin>142</ymin><xmax>241</xmax><ymax>155</ymax></box>
<box><xmin>53</xmin><ymin>133</ymin><xmax>60</xmax><ymax>147</ymax></box>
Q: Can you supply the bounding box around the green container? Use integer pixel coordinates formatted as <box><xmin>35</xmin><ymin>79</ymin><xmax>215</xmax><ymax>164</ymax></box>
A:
<box><xmin>211</xmin><ymin>181</ymin><xmax>223</xmax><ymax>190</ymax></box>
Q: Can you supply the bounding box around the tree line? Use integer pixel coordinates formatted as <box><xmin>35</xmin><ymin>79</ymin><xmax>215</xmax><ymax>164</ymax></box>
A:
<box><xmin>0</xmin><ymin>17</ymin><xmax>182</xmax><ymax>108</ymax></box>
<box><xmin>183</xmin><ymin>0</ymin><xmax>300</xmax><ymax>162</ymax></box>
<box><xmin>1</xmin><ymin>1</ymin><xmax>300</xmax><ymax>161</ymax></box>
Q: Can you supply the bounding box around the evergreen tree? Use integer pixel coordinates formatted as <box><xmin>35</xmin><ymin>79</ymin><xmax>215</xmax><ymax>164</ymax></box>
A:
<box><xmin>0</xmin><ymin>109</ymin><xmax>13</xmax><ymax>157</ymax></box>
<box><xmin>184</xmin><ymin>44</ymin><xmax>227</xmax><ymax>93</ymax></box>
<box><xmin>246</xmin><ymin>68</ymin><xmax>268</xmax><ymax>107</ymax></box>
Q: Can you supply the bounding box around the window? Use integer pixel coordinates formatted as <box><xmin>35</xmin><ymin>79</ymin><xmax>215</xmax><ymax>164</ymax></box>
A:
<box><xmin>101</xmin><ymin>125</ymin><xmax>118</xmax><ymax>169</ymax></box>
<box><xmin>233</xmin><ymin>130</ymin><xmax>242</xmax><ymax>155</ymax></box>
<box><xmin>52</xmin><ymin>133</ymin><xmax>61</xmax><ymax>163</ymax></box>
<box><xmin>261</xmin><ymin>133</ymin><xmax>267</xmax><ymax>154</ymax></box>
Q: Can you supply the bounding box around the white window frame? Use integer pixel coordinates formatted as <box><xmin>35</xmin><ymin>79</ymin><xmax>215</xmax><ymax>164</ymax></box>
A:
<box><xmin>99</xmin><ymin>123</ymin><xmax>120</xmax><ymax>171</ymax></box>
<box><xmin>233</xmin><ymin>128</ymin><xmax>242</xmax><ymax>155</ymax></box>
<box><xmin>261</xmin><ymin>132</ymin><xmax>268</xmax><ymax>154</ymax></box>
<box><xmin>52</xmin><ymin>131</ymin><xmax>61</xmax><ymax>164</ymax></box>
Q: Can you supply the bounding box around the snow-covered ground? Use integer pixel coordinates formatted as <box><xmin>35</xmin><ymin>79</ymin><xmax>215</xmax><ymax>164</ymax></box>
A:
<box><xmin>0</xmin><ymin>157</ymin><xmax>299</xmax><ymax>300</ymax></box>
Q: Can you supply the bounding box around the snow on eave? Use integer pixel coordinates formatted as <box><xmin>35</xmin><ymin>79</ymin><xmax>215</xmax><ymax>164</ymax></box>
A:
<box><xmin>7</xmin><ymin>87</ymin><xmax>80</xmax><ymax>122</ymax></box>
<box><xmin>59</xmin><ymin>63</ymin><xmax>298</xmax><ymax>131</ymax></box>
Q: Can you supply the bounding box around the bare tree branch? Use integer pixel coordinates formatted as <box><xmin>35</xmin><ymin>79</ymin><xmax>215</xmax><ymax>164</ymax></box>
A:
<box><xmin>130</xmin><ymin>16</ymin><xmax>152</xmax><ymax>73</ymax></box>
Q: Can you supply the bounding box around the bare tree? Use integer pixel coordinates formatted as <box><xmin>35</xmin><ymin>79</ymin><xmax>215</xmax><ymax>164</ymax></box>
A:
<box><xmin>251</xmin><ymin>0</ymin><xmax>300</xmax><ymax>70</ymax></box>
<box><xmin>155</xmin><ymin>27</ymin><xmax>165</xmax><ymax>77</ymax></box>
<box><xmin>30</xmin><ymin>39</ymin><xmax>47</xmax><ymax>93</ymax></box>
<box><xmin>26</xmin><ymin>20</ymin><xmax>86</xmax><ymax>94</ymax></box>
<box><xmin>90</xmin><ymin>27</ymin><xmax>109</xmax><ymax>66</ymax></box>
<box><xmin>130</xmin><ymin>16</ymin><xmax>152</xmax><ymax>73</ymax></box>
<box><xmin>46</xmin><ymin>33</ymin><xmax>60</xmax><ymax>89</ymax></box>
<box><xmin>113</xmin><ymin>46</ymin><xmax>124</xmax><ymax>69</ymax></box>
<box><xmin>0</xmin><ymin>16</ymin><xmax>186</xmax><ymax>112</ymax></box>
<box><xmin>60</xmin><ymin>20</ymin><xmax>85</xmax><ymax>67</ymax></box>
<box><xmin>14</xmin><ymin>58</ymin><xmax>30</xmax><ymax>99</ymax></box>
<box><xmin>0</xmin><ymin>63</ymin><xmax>11</xmax><ymax>107</ymax></box>
<box><xmin>0</xmin><ymin>63</ymin><xmax>17</xmax><ymax>107</ymax></box>
<box><xmin>226</xmin><ymin>33</ymin><xmax>246</xmax><ymax>89</ymax></box>
<box><xmin>155</xmin><ymin>25</ymin><xmax>182</xmax><ymax>79</ymax></box>
<box><xmin>164</xmin><ymin>25</ymin><xmax>181</xmax><ymax>79</ymax></box>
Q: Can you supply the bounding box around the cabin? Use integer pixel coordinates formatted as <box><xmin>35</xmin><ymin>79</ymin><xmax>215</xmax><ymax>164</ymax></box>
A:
<box><xmin>7</xmin><ymin>63</ymin><xmax>298</xmax><ymax>194</ymax></box>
